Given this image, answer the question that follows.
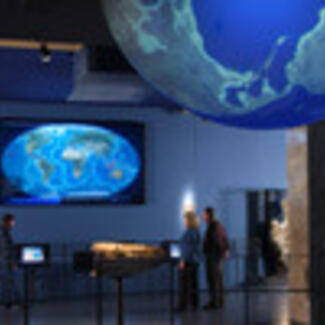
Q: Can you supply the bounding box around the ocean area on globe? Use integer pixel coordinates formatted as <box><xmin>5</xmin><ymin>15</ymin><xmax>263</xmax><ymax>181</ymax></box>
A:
<box><xmin>0</xmin><ymin>121</ymin><xmax>145</xmax><ymax>205</ymax></box>
<box><xmin>103</xmin><ymin>0</ymin><xmax>325</xmax><ymax>128</ymax></box>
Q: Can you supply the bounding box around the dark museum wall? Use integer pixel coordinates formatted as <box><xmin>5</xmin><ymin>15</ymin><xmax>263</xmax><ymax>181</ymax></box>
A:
<box><xmin>0</xmin><ymin>101</ymin><xmax>287</xmax><ymax>245</ymax></box>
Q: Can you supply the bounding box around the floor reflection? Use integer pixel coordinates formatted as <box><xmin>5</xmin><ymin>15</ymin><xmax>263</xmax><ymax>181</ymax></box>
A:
<box><xmin>0</xmin><ymin>288</ymin><xmax>300</xmax><ymax>325</ymax></box>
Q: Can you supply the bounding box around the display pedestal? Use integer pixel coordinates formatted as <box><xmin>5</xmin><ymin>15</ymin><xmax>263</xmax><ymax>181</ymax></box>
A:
<box><xmin>23</xmin><ymin>268</ymin><xmax>31</xmax><ymax>325</ymax></box>
<box><xmin>169</xmin><ymin>263</ymin><xmax>176</xmax><ymax>325</ymax></box>
<box><xmin>96</xmin><ymin>275</ymin><xmax>124</xmax><ymax>325</ymax></box>
<box><xmin>116</xmin><ymin>277</ymin><xmax>124</xmax><ymax>325</ymax></box>
<box><xmin>96</xmin><ymin>267</ymin><xmax>103</xmax><ymax>325</ymax></box>
<box><xmin>94</xmin><ymin>258</ymin><xmax>173</xmax><ymax>325</ymax></box>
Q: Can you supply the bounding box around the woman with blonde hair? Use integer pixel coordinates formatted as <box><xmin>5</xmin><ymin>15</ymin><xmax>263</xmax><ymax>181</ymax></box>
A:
<box><xmin>177</xmin><ymin>211</ymin><xmax>201</xmax><ymax>312</ymax></box>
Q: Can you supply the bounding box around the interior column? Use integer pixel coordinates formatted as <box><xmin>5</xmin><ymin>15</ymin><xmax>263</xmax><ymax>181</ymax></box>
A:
<box><xmin>308</xmin><ymin>121</ymin><xmax>325</xmax><ymax>325</ymax></box>
<box><xmin>287</xmin><ymin>127</ymin><xmax>310</xmax><ymax>323</ymax></box>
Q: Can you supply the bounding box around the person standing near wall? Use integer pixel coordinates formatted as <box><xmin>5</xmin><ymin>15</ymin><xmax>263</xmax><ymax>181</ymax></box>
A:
<box><xmin>177</xmin><ymin>211</ymin><xmax>201</xmax><ymax>312</ymax></box>
<box><xmin>0</xmin><ymin>213</ymin><xmax>19</xmax><ymax>309</ymax></box>
<box><xmin>203</xmin><ymin>207</ymin><xmax>229</xmax><ymax>310</ymax></box>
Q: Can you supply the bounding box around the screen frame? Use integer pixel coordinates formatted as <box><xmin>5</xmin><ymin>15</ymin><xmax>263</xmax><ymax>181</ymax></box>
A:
<box><xmin>169</xmin><ymin>242</ymin><xmax>181</xmax><ymax>260</ymax></box>
<box><xmin>16</xmin><ymin>243</ymin><xmax>51</xmax><ymax>268</ymax></box>
<box><xmin>161</xmin><ymin>240</ymin><xmax>181</xmax><ymax>261</ymax></box>
<box><xmin>0</xmin><ymin>117</ymin><xmax>146</xmax><ymax>207</ymax></box>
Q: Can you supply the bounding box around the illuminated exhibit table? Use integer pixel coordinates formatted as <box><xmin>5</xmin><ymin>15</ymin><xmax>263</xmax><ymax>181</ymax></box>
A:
<box><xmin>90</xmin><ymin>242</ymin><xmax>168</xmax><ymax>325</ymax></box>
<box><xmin>91</xmin><ymin>242</ymin><xmax>166</xmax><ymax>276</ymax></box>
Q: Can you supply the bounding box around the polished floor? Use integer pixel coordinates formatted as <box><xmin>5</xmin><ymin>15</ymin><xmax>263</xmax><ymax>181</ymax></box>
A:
<box><xmin>0</xmin><ymin>291</ymin><xmax>300</xmax><ymax>325</ymax></box>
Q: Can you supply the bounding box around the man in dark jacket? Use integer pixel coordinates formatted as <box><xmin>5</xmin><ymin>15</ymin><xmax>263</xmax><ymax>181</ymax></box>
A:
<box><xmin>0</xmin><ymin>213</ymin><xmax>19</xmax><ymax>309</ymax></box>
<box><xmin>203</xmin><ymin>207</ymin><xmax>229</xmax><ymax>310</ymax></box>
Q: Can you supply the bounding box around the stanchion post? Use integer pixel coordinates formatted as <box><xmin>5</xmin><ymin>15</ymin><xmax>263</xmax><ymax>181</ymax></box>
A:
<box><xmin>169</xmin><ymin>262</ymin><xmax>175</xmax><ymax>325</ymax></box>
<box><xmin>23</xmin><ymin>268</ymin><xmax>30</xmax><ymax>325</ymax></box>
<box><xmin>96</xmin><ymin>259</ymin><xmax>104</xmax><ymax>325</ymax></box>
<box><xmin>235</xmin><ymin>252</ymin><xmax>239</xmax><ymax>286</ymax></box>
<box><xmin>116</xmin><ymin>277</ymin><xmax>124</xmax><ymax>325</ymax></box>
<box><xmin>244</xmin><ymin>254</ymin><xmax>250</xmax><ymax>325</ymax></box>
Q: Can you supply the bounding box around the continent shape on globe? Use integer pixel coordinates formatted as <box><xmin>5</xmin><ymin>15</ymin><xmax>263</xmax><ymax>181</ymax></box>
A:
<box><xmin>1</xmin><ymin>124</ymin><xmax>141</xmax><ymax>199</ymax></box>
<box><xmin>103</xmin><ymin>0</ymin><xmax>325</xmax><ymax>128</ymax></box>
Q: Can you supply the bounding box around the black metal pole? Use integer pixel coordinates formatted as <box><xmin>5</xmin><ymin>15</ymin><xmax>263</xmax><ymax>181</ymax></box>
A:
<box><xmin>96</xmin><ymin>265</ymin><xmax>104</xmax><ymax>325</ymax></box>
<box><xmin>116</xmin><ymin>277</ymin><xmax>124</xmax><ymax>325</ymax></box>
<box><xmin>169</xmin><ymin>262</ymin><xmax>175</xmax><ymax>325</ymax></box>
<box><xmin>23</xmin><ymin>268</ymin><xmax>30</xmax><ymax>325</ymax></box>
<box><xmin>244</xmin><ymin>257</ymin><xmax>250</xmax><ymax>325</ymax></box>
<box><xmin>235</xmin><ymin>251</ymin><xmax>239</xmax><ymax>285</ymax></box>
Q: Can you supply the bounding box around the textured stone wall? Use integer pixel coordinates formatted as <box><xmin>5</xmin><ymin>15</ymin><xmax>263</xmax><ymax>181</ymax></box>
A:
<box><xmin>286</xmin><ymin>128</ymin><xmax>310</xmax><ymax>323</ymax></box>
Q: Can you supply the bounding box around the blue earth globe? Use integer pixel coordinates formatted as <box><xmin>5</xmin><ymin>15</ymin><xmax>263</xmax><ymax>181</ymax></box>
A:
<box><xmin>2</xmin><ymin>124</ymin><xmax>141</xmax><ymax>201</ymax></box>
<box><xmin>103</xmin><ymin>0</ymin><xmax>325</xmax><ymax>128</ymax></box>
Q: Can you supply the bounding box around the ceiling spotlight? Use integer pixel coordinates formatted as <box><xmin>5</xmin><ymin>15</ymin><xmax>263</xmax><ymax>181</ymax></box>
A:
<box><xmin>40</xmin><ymin>43</ymin><xmax>52</xmax><ymax>64</ymax></box>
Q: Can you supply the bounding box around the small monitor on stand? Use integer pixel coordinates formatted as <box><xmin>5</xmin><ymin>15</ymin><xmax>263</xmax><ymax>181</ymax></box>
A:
<box><xmin>16</xmin><ymin>244</ymin><xmax>50</xmax><ymax>325</ymax></box>
<box><xmin>169</xmin><ymin>243</ymin><xmax>181</xmax><ymax>260</ymax></box>
<box><xmin>161</xmin><ymin>241</ymin><xmax>181</xmax><ymax>261</ymax></box>
<box><xmin>16</xmin><ymin>244</ymin><xmax>50</xmax><ymax>268</ymax></box>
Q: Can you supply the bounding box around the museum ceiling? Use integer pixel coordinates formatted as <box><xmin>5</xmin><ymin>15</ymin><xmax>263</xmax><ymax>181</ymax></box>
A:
<box><xmin>0</xmin><ymin>0</ymin><xmax>136</xmax><ymax>74</ymax></box>
<box><xmin>0</xmin><ymin>0</ymin><xmax>179</xmax><ymax>107</ymax></box>
<box><xmin>0</xmin><ymin>0</ymin><xmax>112</xmax><ymax>45</ymax></box>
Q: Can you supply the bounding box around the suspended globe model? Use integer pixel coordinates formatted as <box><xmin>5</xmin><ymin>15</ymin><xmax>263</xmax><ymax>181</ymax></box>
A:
<box><xmin>103</xmin><ymin>0</ymin><xmax>325</xmax><ymax>128</ymax></box>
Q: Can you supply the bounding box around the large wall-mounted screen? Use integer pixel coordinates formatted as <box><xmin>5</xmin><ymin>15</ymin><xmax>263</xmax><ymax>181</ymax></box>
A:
<box><xmin>0</xmin><ymin>119</ymin><xmax>145</xmax><ymax>205</ymax></box>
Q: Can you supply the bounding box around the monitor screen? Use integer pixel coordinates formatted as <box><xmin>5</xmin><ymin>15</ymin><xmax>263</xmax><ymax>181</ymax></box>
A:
<box><xmin>22</xmin><ymin>247</ymin><xmax>45</xmax><ymax>264</ymax></box>
<box><xmin>0</xmin><ymin>119</ymin><xmax>145</xmax><ymax>205</ymax></box>
<box><xmin>17</xmin><ymin>244</ymin><xmax>50</xmax><ymax>267</ymax></box>
<box><xmin>169</xmin><ymin>243</ymin><xmax>181</xmax><ymax>260</ymax></box>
